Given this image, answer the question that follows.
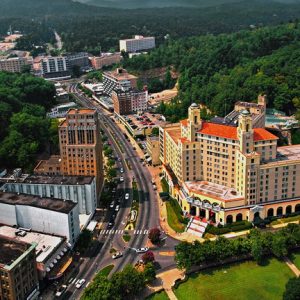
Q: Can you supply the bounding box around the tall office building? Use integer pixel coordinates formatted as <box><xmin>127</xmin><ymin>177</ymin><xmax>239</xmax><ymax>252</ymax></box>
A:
<box><xmin>119</xmin><ymin>35</ymin><xmax>155</xmax><ymax>53</ymax></box>
<box><xmin>59</xmin><ymin>109</ymin><xmax>103</xmax><ymax>196</ymax></box>
<box><xmin>0</xmin><ymin>236</ymin><xmax>39</xmax><ymax>300</ymax></box>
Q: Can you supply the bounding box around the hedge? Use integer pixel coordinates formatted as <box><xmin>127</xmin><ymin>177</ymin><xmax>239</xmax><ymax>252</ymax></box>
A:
<box><xmin>206</xmin><ymin>221</ymin><xmax>253</xmax><ymax>235</ymax></box>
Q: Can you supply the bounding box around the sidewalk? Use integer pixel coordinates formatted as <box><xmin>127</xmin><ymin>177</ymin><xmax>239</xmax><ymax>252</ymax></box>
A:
<box><xmin>284</xmin><ymin>257</ymin><xmax>300</xmax><ymax>277</ymax></box>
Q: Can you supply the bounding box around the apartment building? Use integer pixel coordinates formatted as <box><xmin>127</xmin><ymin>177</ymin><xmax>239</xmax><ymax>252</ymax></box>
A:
<box><xmin>66</xmin><ymin>52</ymin><xmax>89</xmax><ymax>71</ymax></box>
<box><xmin>146</xmin><ymin>136</ymin><xmax>160</xmax><ymax>166</ymax></box>
<box><xmin>112</xmin><ymin>88</ymin><xmax>148</xmax><ymax>115</ymax></box>
<box><xmin>0</xmin><ymin>192</ymin><xmax>80</xmax><ymax>247</ymax></box>
<box><xmin>59</xmin><ymin>109</ymin><xmax>103</xmax><ymax>196</ymax></box>
<box><xmin>90</xmin><ymin>53</ymin><xmax>122</xmax><ymax>70</ymax></box>
<box><xmin>160</xmin><ymin>101</ymin><xmax>300</xmax><ymax>225</ymax></box>
<box><xmin>119</xmin><ymin>35</ymin><xmax>155</xmax><ymax>53</ymax></box>
<box><xmin>103</xmin><ymin>68</ymin><xmax>137</xmax><ymax>96</ymax></box>
<box><xmin>0</xmin><ymin>236</ymin><xmax>39</xmax><ymax>300</ymax></box>
<box><xmin>0</xmin><ymin>56</ymin><xmax>33</xmax><ymax>73</ymax></box>
<box><xmin>41</xmin><ymin>56</ymin><xmax>70</xmax><ymax>80</ymax></box>
<box><xmin>1</xmin><ymin>174</ymin><xmax>97</xmax><ymax>215</ymax></box>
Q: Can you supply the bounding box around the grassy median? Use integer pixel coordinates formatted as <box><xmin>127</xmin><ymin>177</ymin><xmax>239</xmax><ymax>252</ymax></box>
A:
<box><xmin>166</xmin><ymin>198</ymin><xmax>186</xmax><ymax>233</ymax></box>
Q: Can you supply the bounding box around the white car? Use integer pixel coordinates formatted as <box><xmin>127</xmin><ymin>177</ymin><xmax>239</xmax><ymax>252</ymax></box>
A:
<box><xmin>120</xmin><ymin>167</ymin><xmax>124</xmax><ymax>173</ymax></box>
<box><xmin>125</xmin><ymin>193</ymin><xmax>129</xmax><ymax>200</ymax></box>
<box><xmin>112</xmin><ymin>252</ymin><xmax>123</xmax><ymax>259</ymax></box>
<box><xmin>75</xmin><ymin>279</ymin><xmax>86</xmax><ymax>289</ymax></box>
<box><xmin>120</xmin><ymin>177</ymin><xmax>124</xmax><ymax>182</ymax></box>
<box><xmin>115</xmin><ymin>205</ymin><xmax>120</xmax><ymax>212</ymax></box>
<box><xmin>135</xmin><ymin>247</ymin><xmax>149</xmax><ymax>253</ymax></box>
<box><xmin>110</xmin><ymin>201</ymin><xmax>115</xmax><ymax>208</ymax></box>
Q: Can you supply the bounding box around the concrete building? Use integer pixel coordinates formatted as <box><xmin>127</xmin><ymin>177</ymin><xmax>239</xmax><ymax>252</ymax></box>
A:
<box><xmin>0</xmin><ymin>235</ymin><xmax>39</xmax><ymax>300</ymax></box>
<box><xmin>90</xmin><ymin>53</ymin><xmax>122</xmax><ymax>70</ymax></box>
<box><xmin>41</xmin><ymin>56</ymin><xmax>70</xmax><ymax>80</ymax></box>
<box><xmin>0</xmin><ymin>175</ymin><xmax>97</xmax><ymax>215</ymax></box>
<box><xmin>0</xmin><ymin>192</ymin><xmax>80</xmax><ymax>247</ymax></box>
<box><xmin>47</xmin><ymin>102</ymin><xmax>77</xmax><ymax>119</ymax></box>
<box><xmin>34</xmin><ymin>155</ymin><xmax>62</xmax><ymax>176</ymax></box>
<box><xmin>160</xmin><ymin>101</ymin><xmax>300</xmax><ymax>227</ymax></box>
<box><xmin>112</xmin><ymin>88</ymin><xmax>148</xmax><ymax>115</ymax></box>
<box><xmin>59</xmin><ymin>109</ymin><xmax>103</xmax><ymax>197</ymax></box>
<box><xmin>103</xmin><ymin>68</ymin><xmax>137</xmax><ymax>96</ymax></box>
<box><xmin>0</xmin><ymin>226</ymin><xmax>70</xmax><ymax>280</ymax></box>
<box><xmin>119</xmin><ymin>35</ymin><xmax>155</xmax><ymax>53</ymax></box>
<box><xmin>66</xmin><ymin>52</ymin><xmax>89</xmax><ymax>71</ymax></box>
<box><xmin>0</xmin><ymin>56</ymin><xmax>33</xmax><ymax>73</ymax></box>
<box><xmin>146</xmin><ymin>136</ymin><xmax>160</xmax><ymax>166</ymax></box>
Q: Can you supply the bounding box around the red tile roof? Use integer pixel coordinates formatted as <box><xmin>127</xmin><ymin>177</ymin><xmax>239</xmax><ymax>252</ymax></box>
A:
<box><xmin>180</xmin><ymin>119</ymin><xmax>188</xmax><ymax>127</ymax></box>
<box><xmin>198</xmin><ymin>122</ymin><xmax>278</xmax><ymax>141</ymax></box>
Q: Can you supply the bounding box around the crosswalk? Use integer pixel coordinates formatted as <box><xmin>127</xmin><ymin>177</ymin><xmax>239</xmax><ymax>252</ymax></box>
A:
<box><xmin>99</xmin><ymin>229</ymin><xmax>149</xmax><ymax>235</ymax></box>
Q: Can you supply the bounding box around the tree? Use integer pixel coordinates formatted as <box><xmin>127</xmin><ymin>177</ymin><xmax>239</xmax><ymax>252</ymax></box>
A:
<box><xmin>71</xmin><ymin>65</ymin><xmax>82</xmax><ymax>78</ymax></box>
<box><xmin>143</xmin><ymin>263</ymin><xmax>156</xmax><ymax>282</ymax></box>
<box><xmin>151</xmin><ymin>127</ymin><xmax>159</xmax><ymax>136</ymax></box>
<box><xmin>271</xmin><ymin>234</ymin><xmax>288</xmax><ymax>258</ymax></box>
<box><xmin>251</xmin><ymin>239</ymin><xmax>264</xmax><ymax>264</ymax></box>
<box><xmin>81</xmin><ymin>276</ymin><xmax>113</xmax><ymax>300</ymax></box>
<box><xmin>76</xmin><ymin>229</ymin><xmax>93</xmax><ymax>253</ymax></box>
<box><xmin>142</xmin><ymin>251</ymin><xmax>155</xmax><ymax>264</ymax></box>
<box><xmin>283</xmin><ymin>277</ymin><xmax>300</xmax><ymax>300</ymax></box>
<box><xmin>148</xmin><ymin>228</ymin><xmax>161</xmax><ymax>245</ymax></box>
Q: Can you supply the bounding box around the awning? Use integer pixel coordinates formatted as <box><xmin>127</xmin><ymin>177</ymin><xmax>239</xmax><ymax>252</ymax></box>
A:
<box><xmin>60</xmin><ymin>251</ymin><xmax>64</xmax><ymax>256</ymax></box>
<box><xmin>46</xmin><ymin>268</ymin><xmax>51</xmax><ymax>272</ymax></box>
<box><xmin>86</xmin><ymin>220</ymin><xmax>97</xmax><ymax>232</ymax></box>
<box><xmin>63</xmin><ymin>248</ymin><xmax>68</xmax><ymax>252</ymax></box>
<box><xmin>53</xmin><ymin>259</ymin><xmax>58</xmax><ymax>264</ymax></box>
<box><xmin>50</xmin><ymin>263</ymin><xmax>54</xmax><ymax>268</ymax></box>
<box><xmin>57</xmin><ymin>255</ymin><xmax>61</xmax><ymax>260</ymax></box>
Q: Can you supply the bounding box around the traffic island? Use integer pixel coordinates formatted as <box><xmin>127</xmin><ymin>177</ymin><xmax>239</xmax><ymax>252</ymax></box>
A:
<box><xmin>125</xmin><ymin>181</ymin><xmax>140</xmax><ymax>230</ymax></box>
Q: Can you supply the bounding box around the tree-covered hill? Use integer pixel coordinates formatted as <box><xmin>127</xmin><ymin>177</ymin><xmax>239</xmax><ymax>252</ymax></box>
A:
<box><xmin>1</xmin><ymin>0</ymin><xmax>300</xmax><ymax>53</ymax></box>
<box><xmin>123</xmin><ymin>23</ymin><xmax>300</xmax><ymax>122</ymax></box>
<box><xmin>0</xmin><ymin>72</ymin><xmax>57</xmax><ymax>171</ymax></box>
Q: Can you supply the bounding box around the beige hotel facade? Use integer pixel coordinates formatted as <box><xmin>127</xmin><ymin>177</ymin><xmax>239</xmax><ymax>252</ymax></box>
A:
<box><xmin>159</xmin><ymin>98</ymin><xmax>300</xmax><ymax>225</ymax></box>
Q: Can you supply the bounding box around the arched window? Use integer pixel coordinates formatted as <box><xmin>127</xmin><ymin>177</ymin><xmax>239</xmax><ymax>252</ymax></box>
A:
<box><xmin>226</xmin><ymin>215</ymin><xmax>233</xmax><ymax>224</ymax></box>
<box><xmin>295</xmin><ymin>204</ymin><xmax>300</xmax><ymax>212</ymax></box>
<box><xmin>267</xmin><ymin>208</ymin><xmax>274</xmax><ymax>217</ymax></box>
<box><xmin>277</xmin><ymin>207</ymin><xmax>283</xmax><ymax>216</ymax></box>
<box><xmin>236</xmin><ymin>213</ymin><xmax>243</xmax><ymax>222</ymax></box>
<box><xmin>286</xmin><ymin>205</ymin><xmax>292</xmax><ymax>215</ymax></box>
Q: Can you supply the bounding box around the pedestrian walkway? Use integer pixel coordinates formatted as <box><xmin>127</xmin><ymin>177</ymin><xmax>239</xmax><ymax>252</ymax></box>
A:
<box><xmin>284</xmin><ymin>256</ymin><xmax>300</xmax><ymax>277</ymax></box>
<box><xmin>98</xmin><ymin>229</ymin><xmax>149</xmax><ymax>235</ymax></box>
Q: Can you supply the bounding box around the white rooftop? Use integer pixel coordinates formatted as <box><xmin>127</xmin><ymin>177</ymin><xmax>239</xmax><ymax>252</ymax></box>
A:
<box><xmin>0</xmin><ymin>226</ymin><xmax>64</xmax><ymax>263</ymax></box>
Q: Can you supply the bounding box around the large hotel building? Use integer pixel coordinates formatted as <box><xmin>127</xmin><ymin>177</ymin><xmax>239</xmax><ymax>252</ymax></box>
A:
<box><xmin>160</xmin><ymin>96</ymin><xmax>300</xmax><ymax>226</ymax></box>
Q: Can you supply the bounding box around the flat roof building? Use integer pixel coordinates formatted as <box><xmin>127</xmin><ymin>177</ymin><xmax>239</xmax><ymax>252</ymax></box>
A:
<box><xmin>0</xmin><ymin>56</ymin><xmax>33</xmax><ymax>73</ymax></box>
<box><xmin>0</xmin><ymin>192</ymin><xmax>80</xmax><ymax>246</ymax></box>
<box><xmin>0</xmin><ymin>235</ymin><xmax>39</xmax><ymax>300</ymax></box>
<box><xmin>90</xmin><ymin>53</ymin><xmax>122</xmax><ymax>70</ymax></box>
<box><xmin>119</xmin><ymin>35</ymin><xmax>155</xmax><ymax>53</ymax></box>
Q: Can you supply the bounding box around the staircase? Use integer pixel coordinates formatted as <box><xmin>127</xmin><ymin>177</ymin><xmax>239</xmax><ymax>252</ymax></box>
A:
<box><xmin>186</xmin><ymin>217</ymin><xmax>208</xmax><ymax>238</ymax></box>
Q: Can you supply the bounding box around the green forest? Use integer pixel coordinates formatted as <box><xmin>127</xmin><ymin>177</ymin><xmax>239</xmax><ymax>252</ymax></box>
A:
<box><xmin>0</xmin><ymin>72</ymin><xmax>57</xmax><ymax>171</ymax></box>
<box><xmin>1</xmin><ymin>0</ymin><xmax>300</xmax><ymax>54</ymax></box>
<box><xmin>123</xmin><ymin>23</ymin><xmax>300</xmax><ymax>122</ymax></box>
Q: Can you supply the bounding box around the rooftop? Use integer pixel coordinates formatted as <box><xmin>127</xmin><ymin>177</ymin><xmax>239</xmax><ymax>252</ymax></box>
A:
<box><xmin>198</xmin><ymin>122</ymin><xmax>278</xmax><ymax>141</ymax></box>
<box><xmin>67</xmin><ymin>108</ymin><xmax>96</xmax><ymax>115</ymax></box>
<box><xmin>104</xmin><ymin>68</ymin><xmax>137</xmax><ymax>81</ymax></box>
<box><xmin>167</xmin><ymin>128</ymin><xmax>182</xmax><ymax>144</ymax></box>
<box><xmin>0</xmin><ymin>226</ymin><xmax>64</xmax><ymax>264</ymax></box>
<box><xmin>0</xmin><ymin>192</ymin><xmax>76</xmax><ymax>214</ymax></box>
<box><xmin>34</xmin><ymin>155</ymin><xmax>61</xmax><ymax>172</ymax></box>
<box><xmin>0</xmin><ymin>235</ymin><xmax>31</xmax><ymax>267</ymax></box>
<box><xmin>0</xmin><ymin>174</ymin><xmax>94</xmax><ymax>185</ymax></box>
<box><xmin>184</xmin><ymin>181</ymin><xmax>243</xmax><ymax>202</ymax></box>
<box><xmin>267</xmin><ymin>145</ymin><xmax>300</xmax><ymax>163</ymax></box>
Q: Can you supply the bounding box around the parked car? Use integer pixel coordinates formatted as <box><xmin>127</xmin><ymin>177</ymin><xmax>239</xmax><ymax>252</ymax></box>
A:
<box><xmin>120</xmin><ymin>167</ymin><xmax>124</xmax><ymax>173</ymax></box>
<box><xmin>112</xmin><ymin>252</ymin><xmax>123</xmax><ymax>259</ymax></box>
<box><xmin>75</xmin><ymin>279</ymin><xmax>86</xmax><ymax>289</ymax></box>
<box><xmin>125</xmin><ymin>193</ymin><xmax>130</xmax><ymax>200</ymax></box>
<box><xmin>55</xmin><ymin>285</ymin><xmax>67</xmax><ymax>297</ymax></box>
<box><xmin>110</xmin><ymin>201</ymin><xmax>115</xmax><ymax>208</ymax></box>
<box><xmin>120</xmin><ymin>177</ymin><xmax>124</xmax><ymax>182</ymax></box>
<box><xmin>115</xmin><ymin>205</ymin><xmax>120</xmax><ymax>212</ymax></box>
<box><xmin>135</xmin><ymin>247</ymin><xmax>149</xmax><ymax>253</ymax></box>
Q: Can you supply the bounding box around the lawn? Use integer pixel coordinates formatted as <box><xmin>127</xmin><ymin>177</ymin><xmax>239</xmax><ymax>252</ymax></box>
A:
<box><xmin>146</xmin><ymin>290</ymin><xmax>169</xmax><ymax>300</ymax></box>
<box><xmin>94</xmin><ymin>264</ymin><xmax>114</xmax><ymax>279</ymax></box>
<box><xmin>174</xmin><ymin>259</ymin><xmax>294</xmax><ymax>300</ymax></box>
<box><xmin>271</xmin><ymin>215</ymin><xmax>300</xmax><ymax>225</ymax></box>
<box><xmin>161</xmin><ymin>178</ymin><xmax>169</xmax><ymax>193</ymax></box>
<box><xmin>166</xmin><ymin>198</ymin><xmax>186</xmax><ymax>233</ymax></box>
<box><xmin>290</xmin><ymin>250</ymin><xmax>300</xmax><ymax>269</ymax></box>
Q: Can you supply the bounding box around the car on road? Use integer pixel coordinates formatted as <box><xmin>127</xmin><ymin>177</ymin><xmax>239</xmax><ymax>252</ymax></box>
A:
<box><xmin>120</xmin><ymin>176</ymin><xmax>124</xmax><ymax>182</ymax></box>
<box><xmin>125</xmin><ymin>193</ymin><xmax>129</xmax><ymax>200</ymax></box>
<box><xmin>112</xmin><ymin>252</ymin><xmax>123</xmax><ymax>259</ymax></box>
<box><xmin>55</xmin><ymin>285</ymin><xmax>67</xmax><ymax>297</ymax></box>
<box><xmin>109</xmin><ymin>201</ymin><xmax>115</xmax><ymax>208</ymax></box>
<box><xmin>108</xmin><ymin>218</ymin><xmax>114</xmax><ymax>228</ymax></box>
<box><xmin>115</xmin><ymin>205</ymin><xmax>120</xmax><ymax>212</ymax></box>
<box><xmin>135</xmin><ymin>247</ymin><xmax>149</xmax><ymax>253</ymax></box>
<box><xmin>118</xmin><ymin>157</ymin><xmax>122</xmax><ymax>162</ymax></box>
<box><xmin>120</xmin><ymin>167</ymin><xmax>124</xmax><ymax>173</ymax></box>
<box><xmin>75</xmin><ymin>279</ymin><xmax>86</xmax><ymax>289</ymax></box>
